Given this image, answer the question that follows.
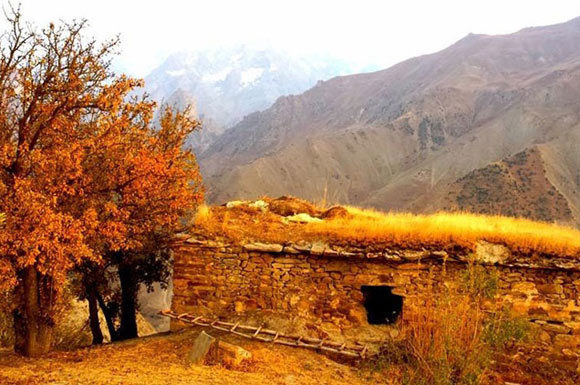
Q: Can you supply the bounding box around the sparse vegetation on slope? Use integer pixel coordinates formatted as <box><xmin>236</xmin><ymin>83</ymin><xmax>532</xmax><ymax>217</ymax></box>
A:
<box><xmin>443</xmin><ymin>147</ymin><xmax>573</xmax><ymax>223</ymax></box>
<box><xmin>195</xmin><ymin>196</ymin><xmax>580</xmax><ymax>258</ymax></box>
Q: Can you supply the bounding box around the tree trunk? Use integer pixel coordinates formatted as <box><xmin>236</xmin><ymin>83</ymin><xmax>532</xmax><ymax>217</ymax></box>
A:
<box><xmin>96</xmin><ymin>291</ymin><xmax>119</xmax><ymax>342</ymax></box>
<box><xmin>13</xmin><ymin>266</ymin><xmax>53</xmax><ymax>357</ymax></box>
<box><xmin>87</xmin><ymin>286</ymin><xmax>103</xmax><ymax>345</ymax></box>
<box><xmin>118</xmin><ymin>265</ymin><xmax>138</xmax><ymax>340</ymax></box>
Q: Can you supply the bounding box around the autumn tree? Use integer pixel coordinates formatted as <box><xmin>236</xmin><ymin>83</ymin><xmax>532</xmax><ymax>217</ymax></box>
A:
<box><xmin>0</xmin><ymin>7</ymin><xmax>203</xmax><ymax>355</ymax></box>
<box><xmin>77</xmin><ymin>105</ymin><xmax>203</xmax><ymax>342</ymax></box>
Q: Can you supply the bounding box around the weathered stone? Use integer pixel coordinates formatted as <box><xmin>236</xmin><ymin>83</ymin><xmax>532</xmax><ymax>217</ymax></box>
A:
<box><xmin>383</xmin><ymin>254</ymin><xmax>403</xmax><ymax>261</ymax></box>
<box><xmin>310</xmin><ymin>242</ymin><xmax>327</xmax><ymax>255</ymax></box>
<box><xmin>564</xmin><ymin>321</ymin><xmax>580</xmax><ymax>335</ymax></box>
<box><xmin>291</xmin><ymin>242</ymin><xmax>312</xmax><ymax>252</ymax></box>
<box><xmin>552</xmin><ymin>359</ymin><xmax>578</xmax><ymax>372</ymax></box>
<box><xmin>401</xmin><ymin>250</ymin><xmax>428</xmax><ymax>261</ymax></box>
<box><xmin>248</xmin><ymin>199</ymin><xmax>269</xmax><ymax>211</ymax></box>
<box><xmin>243</xmin><ymin>242</ymin><xmax>284</xmax><ymax>253</ymax></box>
<box><xmin>282</xmin><ymin>245</ymin><xmax>300</xmax><ymax>254</ymax></box>
<box><xmin>234</xmin><ymin>301</ymin><xmax>245</xmax><ymax>312</ymax></box>
<box><xmin>536</xmin><ymin>284</ymin><xmax>564</xmax><ymax>295</ymax></box>
<box><xmin>339</xmin><ymin>251</ymin><xmax>359</xmax><ymax>257</ymax></box>
<box><xmin>512</xmin><ymin>282</ymin><xmax>538</xmax><ymax>296</ymax></box>
<box><xmin>543</xmin><ymin>323</ymin><xmax>571</xmax><ymax>335</ymax></box>
<box><xmin>210</xmin><ymin>340</ymin><xmax>252</xmax><ymax>368</ymax></box>
<box><xmin>474</xmin><ymin>241</ymin><xmax>511</xmax><ymax>264</ymax></box>
<box><xmin>284</xmin><ymin>213</ymin><xmax>322</xmax><ymax>223</ymax></box>
<box><xmin>325</xmin><ymin>261</ymin><xmax>350</xmax><ymax>272</ymax></box>
<box><xmin>538</xmin><ymin>331</ymin><xmax>552</xmax><ymax>343</ymax></box>
<box><xmin>323</xmin><ymin>248</ymin><xmax>340</xmax><ymax>257</ymax></box>
<box><xmin>396</xmin><ymin>263</ymin><xmax>428</xmax><ymax>270</ymax></box>
<box><xmin>553</xmin><ymin>334</ymin><xmax>580</xmax><ymax>349</ymax></box>
<box><xmin>347</xmin><ymin>307</ymin><xmax>367</xmax><ymax>324</ymax></box>
<box><xmin>431</xmin><ymin>250</ymin><xmax>448</xmax><ymax>258</ymax></box>
<box><xmin>273</xmin><ymin>257</ymin><xmax>300</xmax><ymax>264</ymax></box>
<box><xmin>187</xmin><ymin>331</ymin><xmax>217</xmax><ymax>366</ymax></box>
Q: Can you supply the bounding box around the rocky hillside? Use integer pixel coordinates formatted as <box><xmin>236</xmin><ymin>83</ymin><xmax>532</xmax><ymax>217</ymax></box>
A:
<box><xmin>144</xmin><ymin>46</ymin><xmax>366</xmax><ymax>151</ymax></box>
<box><xmin>441</xmin><ymin>147</ymin><xmax>573</xmax><ymax>222</ymax></box>
<box><xmin>199</xmin><ymin>17</ymin><xmax>580</xmax><ymax>226</ymax></box>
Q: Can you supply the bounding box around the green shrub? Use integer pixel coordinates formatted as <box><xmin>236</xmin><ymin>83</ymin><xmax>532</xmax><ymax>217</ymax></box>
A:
<box><xmin>461</xmin><ymin>264</ymin><xmax>499</xmax><ymax>299</ymax></box>
<box><xmin>371</xmin><ymin>277</ymin><xmax>531</xmax><ymax>384</ymax></box>
<box><xmin>482</xmin><ymin>310</ymin><xmax>532</xmax><ymax>349</ymax></box>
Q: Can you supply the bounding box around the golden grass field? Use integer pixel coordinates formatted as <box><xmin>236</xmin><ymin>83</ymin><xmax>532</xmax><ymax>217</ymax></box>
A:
<box><xmin>0</xmin><ymin>327</ymin><xmax>387</xmax><ymax>385</ymax></box>
<box><xmin>195</xmin><ymin>197</ymin><xmax>580</xmax><ymax>258</ymax></box>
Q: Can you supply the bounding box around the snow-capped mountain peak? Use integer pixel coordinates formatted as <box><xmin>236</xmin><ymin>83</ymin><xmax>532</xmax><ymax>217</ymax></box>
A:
<box><xmin>144</xmin><ymin>45</ymin><xmax>374</xmax><ymax>151</ymax></box>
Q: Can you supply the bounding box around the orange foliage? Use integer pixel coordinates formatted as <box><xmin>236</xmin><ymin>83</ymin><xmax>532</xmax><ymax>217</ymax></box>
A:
<box><xmin>0</xmin><ymin>8</ymin><xmax>203</xmax><ymax>356</ymax></box>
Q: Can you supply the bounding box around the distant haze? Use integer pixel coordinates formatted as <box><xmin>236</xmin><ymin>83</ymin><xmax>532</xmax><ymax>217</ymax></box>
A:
<box><xmin>7</xmin><ymin>0</ymin><xmax>580</xmax><ymax>77</ymax></box>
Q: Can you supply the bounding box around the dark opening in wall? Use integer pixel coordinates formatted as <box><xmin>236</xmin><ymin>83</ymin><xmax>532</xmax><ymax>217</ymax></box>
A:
<box><xmin>361</xmin><ymin>285</ymin><xmax>403</xmax><ymax>324</ymax></box>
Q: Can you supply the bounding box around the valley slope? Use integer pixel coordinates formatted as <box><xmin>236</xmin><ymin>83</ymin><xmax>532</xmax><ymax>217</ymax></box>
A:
<box><xmin>200</xmin><ymin>17</ymin><xmax>580</xmax><ymax>226</ymax></box>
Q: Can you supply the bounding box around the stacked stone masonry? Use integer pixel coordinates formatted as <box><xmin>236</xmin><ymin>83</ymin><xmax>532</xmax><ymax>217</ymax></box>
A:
<box><xmin>172</xmin><ymin>238</ymin><xmax>580</xmax><ymax>354</ymax></box>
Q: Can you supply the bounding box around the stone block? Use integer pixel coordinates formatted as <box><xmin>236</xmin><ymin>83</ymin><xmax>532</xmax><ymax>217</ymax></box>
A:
<box><xmin>323</xmin><ymin>249</ymin><xmax>340</xmax><ymax>257</ymax></box>
<box><xmin>208</xmin><ymin>340</ymin><xmax>252</xmax><ymax>368</ymax></box>
<box><xmin>325</xmin><ymin>261</ymin><xmax>350</xmax><ymax>272</ymax></box>
<box><xmin>543</xmin><ymin>322</ymin><xmax>572</xmax><ymax>335</ymax></box>
<box><xmin>234</xmin><ymin>301</ymin><xmax>245</xmax><ymax>312</ymax></box>
<box><xmin>512</xmin><ymin>282</ymin><xmax>537</xmax><ymax>296</ymax></box>
<box><xmin>187</xmin><ymin>331</ymin><xmax>217</xmax><ymax>366</ymax></box>
<box><xmin>565</xmin><ymin>321</ymin><xmax>580</xmax><ymax>335</ymax></box>
<box><xmin>273</xmin><ymin>258</ymin><xmax>299</xmax><ymax>264</ymax></box>
<box><xmin>401</xmin><ymin>250</ymin><xmax>429</xmax><ymax>261</ymax></box>
<box><xmin>536</xmin><ymin>284</ymin><xmax>564</xmax><ymax>295</ymax></box>
<box><xmin>310</xmin><ymin>242</ymin><xmax>326</xmax><ymax>255</ymax></box>
<box><xmin>243</xmin><ymin>242</ymin><xmax>284</xmax><ymax>253</ymax></box>
<box><xmin>553</xmin><ymin>334</ymin><xmax>580</xmax><ymax>349</ymax></box>
<box><xmin>347</xmin><ymin>307</ymin><xmax>367</xmax><ymax>324</ymax></box>
<box><xmin>474</xmin><ymin>241</ymin><xmax>511</xmax><ymax>264</ymax></box>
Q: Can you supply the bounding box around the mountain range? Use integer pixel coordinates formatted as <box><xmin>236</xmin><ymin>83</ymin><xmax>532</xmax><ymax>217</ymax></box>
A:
<box><xmin>144</xmin><ymin>46</ymin><xmax>371</xmax><ymax>151</ymax></box>
<box><xmin>197</xmin><ymin>17</ymin><xmax>580</xmax><ymax>227</ymax></box>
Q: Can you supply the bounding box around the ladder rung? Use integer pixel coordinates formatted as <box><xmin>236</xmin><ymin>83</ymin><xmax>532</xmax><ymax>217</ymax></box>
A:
<box><xmin>361</xmin><ymin>345</ymin><xmax>368</xmax><ymax>357</ymax></box>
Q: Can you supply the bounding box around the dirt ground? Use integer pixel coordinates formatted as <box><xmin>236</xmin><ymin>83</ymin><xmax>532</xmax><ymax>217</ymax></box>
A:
<box><xmin>0</xmin><ymin>327</ymin><xmax>390</xmax><ymax>385</ymax></box>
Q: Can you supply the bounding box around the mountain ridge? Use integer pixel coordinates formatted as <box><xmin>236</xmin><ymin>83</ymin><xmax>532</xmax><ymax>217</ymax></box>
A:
<box><xmin>144</xmin><ymin>46</ymin><xmax>372</xmax><ymax>151</ymax></box>
<box><xmin>199</xmin><ymin>16</ymin><xmax>580</xmax><ymax>227</ymax></box>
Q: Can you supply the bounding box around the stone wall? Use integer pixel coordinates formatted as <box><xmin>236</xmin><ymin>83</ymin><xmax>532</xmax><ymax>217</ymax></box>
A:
<box><xmin>172</xmin><ymin>238</ymin><xmax>580</xmax><ymax>353</ymax></box>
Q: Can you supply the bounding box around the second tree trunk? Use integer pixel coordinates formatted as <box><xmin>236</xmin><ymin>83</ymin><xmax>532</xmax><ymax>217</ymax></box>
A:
<box><xmin>118</xmin><ymin>265</ymin><xmax>138</xmax><ymax>340</ymax></box>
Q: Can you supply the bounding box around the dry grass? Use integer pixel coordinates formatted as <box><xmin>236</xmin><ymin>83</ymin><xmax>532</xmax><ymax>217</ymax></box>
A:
<box><xmin>0</xmin><ymin>327</ymin><xmax>387</xmax><ymax>385</ymax></box>
<box><xmin>373</xmin><ymin>273</ymin><xmax>539</xmax><ymax>385</ymax></box>
<box><xmin>397</xmin><ymin>294</ymin><xmax>491</xmax><ymax>384</ymax></box>
<box><xmin>309</xmin><ymin>207</ymin><xmax>580</xmax><ymax>257</ymax></box>
<box><xmin>194</xmin><ymin>198</ymin><xmax>580</xmax><ymax>258</ymax></box>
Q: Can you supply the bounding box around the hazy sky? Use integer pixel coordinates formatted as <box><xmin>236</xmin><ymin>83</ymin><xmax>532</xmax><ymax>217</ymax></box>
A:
<box><xmin>6</xmin><ymin>0</ymin><xmax>580</xmax><ymax>77</ymax></box>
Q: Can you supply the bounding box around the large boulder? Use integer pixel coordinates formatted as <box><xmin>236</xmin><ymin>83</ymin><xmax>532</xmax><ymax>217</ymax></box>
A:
<box><xmin>266</xmin><ymin>196</ymin><xmax>320</xmax><ymax>217</ymax></box>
